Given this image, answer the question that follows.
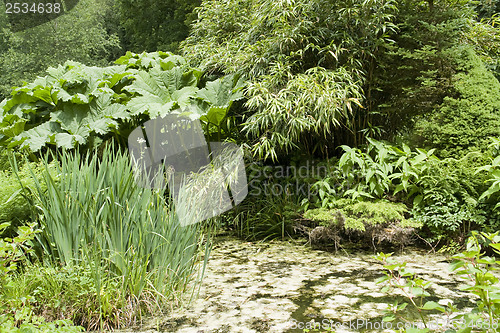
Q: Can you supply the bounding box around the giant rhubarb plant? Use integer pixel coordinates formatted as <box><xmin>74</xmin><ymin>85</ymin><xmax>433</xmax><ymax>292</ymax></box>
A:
<box><xmin>0</xmin><ymin>52</ymin><xmax>245</xmax><ymax>152</ymax></box>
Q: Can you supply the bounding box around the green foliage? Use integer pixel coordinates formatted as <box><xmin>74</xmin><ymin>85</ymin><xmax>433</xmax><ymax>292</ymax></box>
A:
<box><xmin>182</xmin><ymin>0</ymin><xmax>499</xmax><ymax>160</ymax></box>
<box><xmin>475</xmin><ymin>0</ymin><xmax>500</xmax><ymax>19</ymax></box>
<box><xmin>466</xmin><ymin>15</ymin><xmax>500</xmax><ymax>79</ymax></box>
<box><xmin>343</xmin><ymin>201</ymin><xmax>416</xmax><ymax>230</ymax></box>
<box><xmin>0</xmin><ymin>149</ymin><xmax>58</xmax><ymax>226</ymax></box>
<box><xmin>0</xmin><ymin>222</ymin><xmax>84</xmax><ymax>332</ymax></box>
<box><xmin>305</xmin><ymin>200</ymin><xmax>417</xmax><ymax>232</ymax></box>
<box><xmin>0</xmin><ymin>315</ymin><xmax>83</xmax><ymax>333</ymax></box>
<box><xmin>232</xmin><ymin>177</ymin><xmax>300</xmax><ymax>241</ymax></box>
<box><xmin>196</xmin><ymin>74</ymin><xmax>246</xmax><ymax>141</ymax></box>
<box><xmin>0</xmin><ymin>52</ymin><xmax>246</xmax><ymax>152</ymax></box>
<box><xmin>4</xmin><ymin>264</ymin><xmax>121</xmax><ymax>331</ymax></box>
<box><xmin>0</xmin><ymin>222</ymin><xmax>39</xmax><ymax>285</ymax></box>
<box><xmin>116</xmin><ymin>0</ymin><xmax>201</xmax><ymax>52</ymax></box>
<box><xmin>0</xmin><ymin>61</ymin><xmax>134</xmax><ymax>151</ymax></box>
<box><xmin>369</xmin><ymin>0</ymin><xmax>465</xmax><ymax>132</ymax></box>
<box><xmin>332</xmin><ymin>139</ymin><xmax>495</xmax><ymax>241</ymax></box>
<box><xmin>370</xmin><ymin>0</ymin><xmax>500</xmax><ymax>148</ymax></box>
<box><xmin>182</xmin><ymin>0</ymin><xmax>398</xmax><ymax>159</ymax></box>
<box><xmin>375</xmin><ymin>251</ymin><xmax>433</xmax><ymax>330</ymax></box>
<box><xmin>451</xmin><ymin>232</ymin><xmax>500</xmax><ymax>328</ymax></box>
<box><xmin>338</xmin><ymin>139</ymin><xmax>399</xmax><ymax>200</ymax></box>
<box><xmin>409</xmin><ymin>154</ymin><xmax>490</xmax><ymax>240</ymax></box>
<box><xmin>303</xmin><ymin>208</ymin><xmax>336</xmax><ymax>225</ymax></box>
<box><xmin>337</xmin><ymin>139</ymin><xmax>438</xmax><ymax>203</ymax></box>
<box><xmin>304</xmin><ymin>200</ymin><xmax>420</xmax><ymax>249</ymax></box>
<box><xmin>0</xmin><ymin>0</ymin><xmax>121</xmax><ymax>99</ymax></box>
<box><xmin>376</xmin><ymin>231</ymin><xmax>500</xmax><ymax>332</ymax></box>
<box><xmin>22</xmin><ymin>147</ymin><xmax>211</xmax><ymax>329</ymax></box>
<box><xmin>476</xmin><ymin>137</ymin><xmax>500</xmax><ymax>210</ymax></box>
<box><xmin>115</xmin><ymin>50</ymin><xmax>189</xmax><ymax>70</ymax></box>
<box><xmin>413</xmin><ymin>46</ymin><xmax>500</xmax><ymax>158</ymax></box>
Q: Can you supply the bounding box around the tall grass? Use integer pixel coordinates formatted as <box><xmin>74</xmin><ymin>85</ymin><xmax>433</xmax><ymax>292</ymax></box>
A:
<box><xmin>232</xmin><ymin>190</ymin><xmax>300</xmax><ymax>241</ymax></box>
<box><xmin>15</xmin><ymin>147</ymin><xmax>211</xmax><ymax>329</ymax></box>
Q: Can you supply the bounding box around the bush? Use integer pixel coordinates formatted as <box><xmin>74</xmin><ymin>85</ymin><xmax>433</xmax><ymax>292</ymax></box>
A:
<box><xmin>0</xmin><ymin>222</ymin><xmax>84</xmax><ymax>333</ymax></box>
<box><xmin>303</xmin><ymin>200</ymin><xmax>421</xmax><ymax>250</ymax></box>
<box><xmin>412</xmin><ymin>46</ymin><xmax>500</xmax><ymax>159</ymax></box>
<box><xmin>0</xmin><ymin>51</ymin><xmax>244</xmax><ymax>152</ymax></box>
<box><xmin>0</xmin><ymin>149</ymin><xmax>58</xmax><ymax>228</ymax></box>
<box><xmin>410</xmin><ymin>153</ymin><xmax>491</xmax><ymax>242</ymax></box>
<box><xmin>333</xmin><ymin>139</ymin><xmax>495</xmax><ymax>243</ymax></box>
<box><xmin>375</xmin><ymin>231</ymin><xmax>500</xmax><ymax>332</ymax></box>
<box><xmin>0</xmin><ymin>316</ymin><xmax>83</xmax><ymax>333</ymax></box>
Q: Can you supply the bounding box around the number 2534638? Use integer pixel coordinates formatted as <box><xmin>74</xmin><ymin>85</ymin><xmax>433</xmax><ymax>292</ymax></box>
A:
<box><xmin>5</xmin><ymin>2</ymin><xmax>62</xmax><ymax>14</ymax></box>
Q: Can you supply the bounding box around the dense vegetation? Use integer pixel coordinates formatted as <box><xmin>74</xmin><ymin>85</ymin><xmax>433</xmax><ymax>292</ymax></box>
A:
<box><xmin>1</xmin><ymin>0</ymin><xmax>500</xmax><ymax>331</ymax></box>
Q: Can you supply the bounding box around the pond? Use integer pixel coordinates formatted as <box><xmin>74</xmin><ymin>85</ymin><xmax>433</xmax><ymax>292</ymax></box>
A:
<box><xmin>120</xmin><ymin>236</ymin><xmax>474</xmax><ymax>333</ymax></box>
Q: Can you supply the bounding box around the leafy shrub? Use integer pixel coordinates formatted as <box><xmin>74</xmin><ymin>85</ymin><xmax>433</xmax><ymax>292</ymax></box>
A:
<box><xmin>182</xmin><ymin>0</ymin><xmax>398</xmax><ymax>159</ymax></box>
<box><xmin>372</xmin><ymin>1</ymin><xmax>498</xmax><ymax>141</ymax></box>
<box><xmin>303</xmin><ymin>200</ymin><xmax>421</xmax><ymax>250</ymax></box>
<box><xmin>0</xmin><ymin>222</ymin><xmax>84</xmax><ymax>332</ymax></box>
<box><xmin>375</xmin><ymin>231</ymin><xmax>500</xmax><ymax>332</ymax></box>
<box><xmin>0</xmin><ymin>52</ymin><xmax>245</xmax><ymax>152</ymax></box>
<box><xmin>0</xmin><ymin>149</ymin><xmax>58</xmax><ymax>227</ymax></box>
<box><xmin>334</xmin><ymin>139</ymin><xmax>494</xmax><ymax>242</ymax></box>
<box><xmin>412</xmin><ymin>46</ymin><xmax>500</xmax><ymax>159</ymax></box>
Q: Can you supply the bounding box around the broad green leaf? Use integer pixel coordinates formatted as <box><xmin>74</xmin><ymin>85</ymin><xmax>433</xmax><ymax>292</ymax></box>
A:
<box><xmin>51</xmin><ymin>104</ymin><xmax>91</xmax><ymax>138</ymax></box>
<box><xmin>196</xmin><ymin>73</ymin><xmax>245</xmax><ymax>107</ymax></box>
<box><xmin>421</xmin><ymin>301</ymin><xmax>445</xmax><ymax>312</ymax></box>
<box><xmin>15</xmin><ymin>122</ymin><xmax>63</xmax><ymax>151</ymax></box>
<box><xmin>200</xmin><ymin>106</ymin><xmax>229</xmax><ymax>127</ymax></box>
<box><xmin>55</xmin><ymin>133</ymin><xmax>85</xmax><ymax>149</ymax></box>
<box><xmin>172</xmin><ymin>86</ymin><xmax>199</xmax><ymax>108</ymax></box>
<box><xmin>0</xmin><ymin>117</ymin><xmax>26</xmax><ymax>137</ymax></box>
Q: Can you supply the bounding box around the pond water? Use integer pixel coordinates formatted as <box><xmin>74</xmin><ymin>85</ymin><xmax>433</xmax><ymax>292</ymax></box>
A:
<box><xmin>120</xmin><ymin>236</ymin><xmax>474</xmax><ymax>333</ymax></box>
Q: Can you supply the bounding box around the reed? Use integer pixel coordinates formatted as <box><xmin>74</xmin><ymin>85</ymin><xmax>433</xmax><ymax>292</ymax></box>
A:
<box><xmin>20</xmin><ymin>146</ymin><xmax>211</xmax><ymax>328</ymax></box>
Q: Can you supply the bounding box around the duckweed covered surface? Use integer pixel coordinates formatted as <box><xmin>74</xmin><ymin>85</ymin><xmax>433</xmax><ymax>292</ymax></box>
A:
<box><xmin>120</xmin><ymin>237</ymin><xmax>474</xmax><ymax>333</ymax></box>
